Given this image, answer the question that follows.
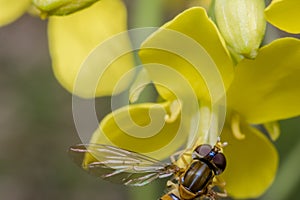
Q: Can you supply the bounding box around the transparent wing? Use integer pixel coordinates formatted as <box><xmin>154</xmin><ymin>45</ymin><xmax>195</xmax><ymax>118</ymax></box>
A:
<box><xmin>69</xmin><ymin>144</ymin><xmax>179</xmax><ymax>186</ymax></box>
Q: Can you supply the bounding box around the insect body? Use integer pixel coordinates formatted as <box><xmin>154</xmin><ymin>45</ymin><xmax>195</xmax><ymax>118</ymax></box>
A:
<box><xmin>161</xmin><ymin>143</ymin><xmax>227</xmax><ymax>200</ymax></box>
<box><xmin>69</xmin><ymin>141</ymin><xmax>227</xmax><ymax>200</ymax></box>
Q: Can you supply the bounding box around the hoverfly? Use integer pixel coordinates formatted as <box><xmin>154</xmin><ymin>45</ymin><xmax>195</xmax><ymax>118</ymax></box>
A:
<box><xmin>69</xmin><ymin>139</ymin><xmax>227</xmax><ymax>200</ymax></box>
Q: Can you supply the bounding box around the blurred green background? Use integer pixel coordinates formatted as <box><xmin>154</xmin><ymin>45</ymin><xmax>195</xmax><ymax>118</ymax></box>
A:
<box><xmin>0</xmin><ymin>1</ymin><xmax>299</xmax><ymax>200</ymax></box>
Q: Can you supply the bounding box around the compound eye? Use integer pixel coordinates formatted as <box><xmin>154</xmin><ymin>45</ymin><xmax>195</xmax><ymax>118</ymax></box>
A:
<box><xmin>212</xmin><ymin>153</ymin><xmax>226</xmax><ymax>175</ymax></box>
<box><xmin>194</xmin><ymin>144</ymin><xmax>212</xmax><ymax>157</ymax></box>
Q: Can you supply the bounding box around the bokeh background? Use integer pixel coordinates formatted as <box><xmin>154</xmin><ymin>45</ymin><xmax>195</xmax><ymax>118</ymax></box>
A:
<box><xmin>0</xmin><ymin>1</ymin><xmax>299</xmax><ymax>200</ymax></box>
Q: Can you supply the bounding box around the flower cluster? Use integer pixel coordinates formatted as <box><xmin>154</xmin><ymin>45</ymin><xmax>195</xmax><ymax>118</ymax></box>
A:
<box><xmin>2</xmin><ymin>0</ymin><xmax>300</xmax><ymax>199</ymax></box>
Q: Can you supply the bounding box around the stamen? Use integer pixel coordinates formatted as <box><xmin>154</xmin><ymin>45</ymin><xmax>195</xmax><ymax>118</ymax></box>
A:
<box><xmin>264</xmin><ymin>121</ymin><xmax>280</xmax><ymax>141</ymax></box>
<box><xmin>164</xmin><ymin>100</ymin><xmax>181</xmax><ymax>123</ymax></box>
<box><xmin>231</xmin><ymin>114</ymin><xmax>246</xmax><ymax>140</ymax></box>
<box><xmin>215</xmin><ymin>137</ymin><xmax>228</xmax><ymax>150</ymax></box>
<box><xmin>222</xmin><ymin>142</ymin><xmax>228</xmax><ymax>147</ymax></box>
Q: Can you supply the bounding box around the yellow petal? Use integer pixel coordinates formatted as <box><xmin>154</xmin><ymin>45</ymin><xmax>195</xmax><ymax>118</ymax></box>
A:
<box><xmin>129</xmin><ymin>68</ymin><xmax>152</xmax><ymax>103</ymax></box>
<box><xmin>221</xmin><ymin>121</ymin><xmax>278</xmax><ymax>198</ymax></box>
<box><xmin>0</xmin><ymin>0</ymin><xmax>31</xmax><ymax>27</ymax></box>
<box><xmin>139</xmin><ymin>7</ymin><xmax>234</xmax><ymax>102</ymax></box>
<box><xmin>85</xmin><ymin>102</ymin><xmax>191</xmax><ymax>161</ymax></box>
<box><xmin>48</xmin><ymin>0</ymin><xmax>134</xmax><ymax>98</ymax></box>
<box><xmin>227</xmin><ymin>38</ymin><xmax>300</xmax><ymax>124</ymax></box>
<box><xmin>265</xmin><ymin>0</ymin><xmax>300</xmax><ymax>34</ymax></box>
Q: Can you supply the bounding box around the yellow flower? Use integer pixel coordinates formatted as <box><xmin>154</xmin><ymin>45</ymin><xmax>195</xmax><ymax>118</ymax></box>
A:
<box><xmin>137</xmin><ymin>7</ymin><xmax>300</xmax><ymax>199</ymax></box>
<box><xmin>80</xmin><ymin>7</ymin><xmax>278</xmax><ymax>199</ymax></box>
<box><xmin>43</xmin><ymin>0</ymin><xmax>300</xmax><ymax>199</ymax></box>
<box><xmin>85</xmin><ymin>5</ymin><xmax>234</xmax><ymax>161</ymax></box>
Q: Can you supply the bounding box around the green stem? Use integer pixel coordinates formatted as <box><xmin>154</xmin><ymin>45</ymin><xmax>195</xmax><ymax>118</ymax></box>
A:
<box><xmin>128</xmin><ymin>1</ymin><xmax>165</xmax><ymax>200</ymax></box>
<box><xmin>131</xmin><ymin>0</ymin><xmax>164</xmax><ymax>28</ymax></box>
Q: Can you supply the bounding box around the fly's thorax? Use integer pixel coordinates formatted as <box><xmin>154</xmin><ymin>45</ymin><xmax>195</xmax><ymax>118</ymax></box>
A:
<box><xmin>179</xmin><ymin>160</ymin><xmax>215</xmax><ymax>199</ymax></box>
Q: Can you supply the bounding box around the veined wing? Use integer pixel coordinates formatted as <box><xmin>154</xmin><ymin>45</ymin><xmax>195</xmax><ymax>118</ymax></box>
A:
<box><xmin>69</xmin><ymin>144</ymin><xmax>179</xmax><ymax>186</ymax></box>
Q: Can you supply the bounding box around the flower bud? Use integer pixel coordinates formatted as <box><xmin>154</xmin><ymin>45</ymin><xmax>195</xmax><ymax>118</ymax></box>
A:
<box><xmin>33</xmin><ymin>0</ymin><xmax>98</xmax><ymax>17</ymax></box>
<box><xmin>214</xmin><ymin>0</ymin><xmax>266</xmax><ymax>59</ymax></box>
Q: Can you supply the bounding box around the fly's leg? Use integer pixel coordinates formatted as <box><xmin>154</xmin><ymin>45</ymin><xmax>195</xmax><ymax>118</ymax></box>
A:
<box><xmin>204</xmin><ymin>185</ymin><xmax>227</xmax><ymax>199</ymax></box>
<box><xmin>213</xmin><ymin>176</ymin><xmax>226</xmax><ymax>191</ymax></box>
<box><xmin>170</xmin><ymin>150</ymin><xmax>187</xmax><ymax>163</ymax></box>
<box><xmin>170</xmin><ymin>149</ymin><xmax>193</xmax><ymax>168</ymax></box>
<box><xmin>160</xmin><ymin>181</ymin><xmax>180</xmax><ymax>200</ymax></box>
<box><xmin>206</xmin><ymin>176</ymin><xmax>227</xmax><ymax>199</ymax></box>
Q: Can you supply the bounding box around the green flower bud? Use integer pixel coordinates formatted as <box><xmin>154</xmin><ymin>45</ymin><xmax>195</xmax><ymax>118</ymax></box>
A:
<box><xmin>33</xmin><ymin>0</ymin><xmax>99</xmax><ymax>17</ymax></box>
<box><xmin>214</xmin><ymin>0</ymin><xmax>266</xmax><ymax>59</ymax></box>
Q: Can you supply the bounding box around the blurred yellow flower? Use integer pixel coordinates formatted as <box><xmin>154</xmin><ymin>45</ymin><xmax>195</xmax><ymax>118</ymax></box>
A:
<box><xmin>48</xmin><ymin>0</ymin><xmax>134</xmax><ymax>98</ymax></box>
<box><xmin>0</xmin><ymin>0</ymin><xmax>31</xmax><ymax>27</ymax></box>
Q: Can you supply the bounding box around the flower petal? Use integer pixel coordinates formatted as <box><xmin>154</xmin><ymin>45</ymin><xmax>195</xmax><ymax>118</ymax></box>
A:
<box><xmin>0</xmin><ymin>0</ymin><xmax>31</xmax><ymax>26</ymax></box>
<box><xmin>139</xmin><ymin>7</ymin><xmax>234</xmax><ymax>102</ymax></box>
<box><xmin>227</xmin><ymin>38</ymin><xmax>300</xmax><ymax>124</ymax></box>
<box><xmin>221</xmin><ymin>121</ymin><xmax>278</xmax><ymax>198</ymax></box>
<box><xmin>48</xmin><ymin>0</ymin><xmax>134</xmax><ymax>98</ymax></box>
<box><xmin>129</xmin><ymin>68</ymin><xmax>152</xmax><ymax>103</ymax></box>
<box><xmin>265</xmin><ymin>0</ymin><xmax>300</xmax><ymax>34</ymax></box>
<box><xmin>86</xmin><ymin>102</ymin><xmax>190</xmax><ymax>160</ymax></box>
